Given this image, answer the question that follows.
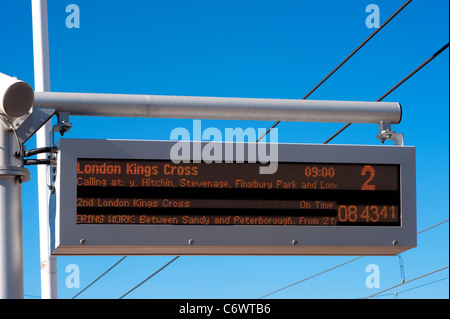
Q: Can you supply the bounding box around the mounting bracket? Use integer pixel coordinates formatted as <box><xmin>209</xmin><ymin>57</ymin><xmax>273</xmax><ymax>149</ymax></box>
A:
<box><xmin>376</xmin><ymin>121</ymin><xmax>404</xmax><ymax>146</ymax></box>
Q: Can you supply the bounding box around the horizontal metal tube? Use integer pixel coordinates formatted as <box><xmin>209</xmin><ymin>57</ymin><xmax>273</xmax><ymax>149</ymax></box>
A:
<box><xmin>33</xmin><ymin>92</ymin><xmax>402</xmax><ymax>124</ymax></box>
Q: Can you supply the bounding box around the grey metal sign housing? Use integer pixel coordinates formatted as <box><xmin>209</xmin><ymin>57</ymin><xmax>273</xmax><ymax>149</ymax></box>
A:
<box><xmin>52</xmin><ymin>138</ymin><xmax>416</xmax><ymax>256</ymax></box>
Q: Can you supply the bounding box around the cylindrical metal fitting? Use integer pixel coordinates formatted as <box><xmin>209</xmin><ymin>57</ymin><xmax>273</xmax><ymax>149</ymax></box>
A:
<box><xmin>33</xmin><ymin>92</ymin><xmax>402</xmax><ymax>124</ymax></box>
<box><xmin>0</xmin><ymin>73</ymin><xmax>34</xmax><ymax>118</ymax></box>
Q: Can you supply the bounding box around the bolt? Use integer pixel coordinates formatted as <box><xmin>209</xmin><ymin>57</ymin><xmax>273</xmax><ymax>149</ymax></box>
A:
<box><xmin>392</xmin><ymin>240</ymin><xmax>398</xmax><ymax>246</ymax></box>
<box><xmin>292</xmin><ymin>240</ymin><xmax>298</xmax><ymax>245</ymax></box>
<box><xmin>188</xmin><ymin>239</ymin><xmax>194</xmax><ymax>245</ymax></box>
<box><xmin>80</xmin><ymin>239</ymin><xmax>86</xmax><ymax>245</ymax></box>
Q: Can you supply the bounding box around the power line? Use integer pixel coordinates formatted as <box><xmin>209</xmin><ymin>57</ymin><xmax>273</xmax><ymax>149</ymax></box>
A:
<box><xmin>394</xmin><ymin>276</ymin><xmax>449</xmax><ymax>297</ymax></box>
<box><xmin>256</xmin><ymin>0</ymin><xmax>413</xmax><ymax>143</ymax></box>
<box><xmin>417</xmin><ymin>219</ymin><xmax>449</xmax><ymax>234</ymax></box>
<box><xmin>118</xmin><ymin>256</ymin><xmax>180</xmax><ymax>299</ymax></box>
<box><xmin>72</xmin><ymin>256</ymin><xmax>127</xmax><ymax>299</ymax></box>
<box><xmin>417</xmin><ymin>220</ymin><xmax>448</xmax><ymax>235</ymax></box>
<box><xmin>258</xmin><ymin>256</ymin><xmax>364</xmax><ymax>299</ymax></box>
<box><xmin>258</xmin><ymin>219</ymin><xmax>449</xmax><ymax>299</ymax></box>
<box><xmin>373</xmin><ymin>276</ymin><xmax>449</xmax><ymax>298</ymax></box>
<box><xmin>364</xmin><ymin>266</ymin><xmax>449</xmax><ymax>299</ymax></box>
<box><xmin>394</xmin><ymin>219</ymin><xmax>449</xmax><ymax>285</ymax></box>
<box><xmin>324</xmin><ymin>42</ymin><xmax>449</xmax><ymax>144</ymax></box>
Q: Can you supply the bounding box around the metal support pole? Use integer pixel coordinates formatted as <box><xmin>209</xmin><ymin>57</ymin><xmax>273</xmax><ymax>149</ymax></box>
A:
<box><xmin>31</xmin><ymin>0</ymin><xmax>57</xmax><ymax>299</ymax></box>
<box><xmin>33</xmin><ymin>92</ymin><xmax>402</xmax><ymax>124</ymax></box>
<box><xmin>0</xmin><ymin>119</ymin><xmax>29</xmax><ymax>299</ymax></box>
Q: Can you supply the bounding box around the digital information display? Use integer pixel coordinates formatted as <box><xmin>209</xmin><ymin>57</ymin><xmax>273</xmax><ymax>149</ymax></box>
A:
<box><xmin>76</xmin><ymin>160</ymin><xmax>400</xmax><ymax>227</ymax></box>
<box><xmin>53</xmin><ymin>139</ymin><xmax>416</xmax><ymax>256</ymax></box>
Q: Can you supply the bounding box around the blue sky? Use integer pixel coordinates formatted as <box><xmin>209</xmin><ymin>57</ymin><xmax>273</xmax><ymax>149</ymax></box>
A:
<box><xmin>0</xmin><ymin>0</ymin><xmax>448</xmax><ymax>299</ymax></box>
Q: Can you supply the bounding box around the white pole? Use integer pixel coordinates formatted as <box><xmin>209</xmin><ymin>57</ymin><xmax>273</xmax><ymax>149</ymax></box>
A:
<box><xmin>31</xmin><ymin>0</ymin><xmax>57</xmax><ymax>299</ymax></box>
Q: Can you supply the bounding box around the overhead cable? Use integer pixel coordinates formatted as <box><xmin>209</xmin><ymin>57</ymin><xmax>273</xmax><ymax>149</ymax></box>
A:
<box><xmin>364</xmin><ymin>266</ymin><xmax>449</xmax><ymax>299</ymax></box>
<box><xmin>118</xmin><ymin>256</ymin><xmax>180</xmax><ymax>299</ymax></box>
<box><xmin>324</xmin><ymin>42</ymin><xmax>449</xmax><ymax>144</ymax></box>
<box><xmin>258</xmin><ymin>219</ymin><xmax>449</xmax><ymax>299</ymax></box>
<box><xmin>72</xmin><ymin>256</ymin><xmax>127</xmax><ymax>299</ymax></box>
<box><xmin>256</xmin><ymin>0</ymin><xmax>413</xmax><ymax>143</ymax></box>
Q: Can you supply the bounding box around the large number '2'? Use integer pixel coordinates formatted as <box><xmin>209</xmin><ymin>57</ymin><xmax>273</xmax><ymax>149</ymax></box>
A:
<box><xmin>361</xmin><ymin>165</ymin><xmax>376</xmax><ymax>190</ymax></box>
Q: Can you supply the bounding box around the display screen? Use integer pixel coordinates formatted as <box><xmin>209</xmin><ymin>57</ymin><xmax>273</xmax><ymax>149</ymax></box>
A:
<box><xmin>76</xmin><ymin>159</ymin><xmax>400</xmax><ymax>226</ymax></box>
